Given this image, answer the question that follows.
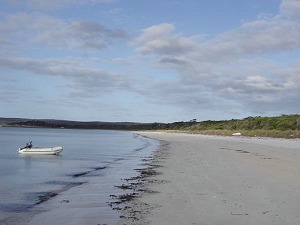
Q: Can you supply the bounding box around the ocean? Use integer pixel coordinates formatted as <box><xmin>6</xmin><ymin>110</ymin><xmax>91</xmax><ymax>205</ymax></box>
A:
<box><xmin>0</xmin><ymin>127</ymin><xmax>159</xmax><ymax>225</ymax></box>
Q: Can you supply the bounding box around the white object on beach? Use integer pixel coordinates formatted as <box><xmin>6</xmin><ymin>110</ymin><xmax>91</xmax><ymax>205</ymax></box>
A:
<box><xmin>18</xmin><ymin>146</ymin><xmax>63</xmax><ymax>155</ymax></box>
<box><xmin>232</xmin><ymin>132</ymin><xmax>242</xmax><ymax>136</ymax></box>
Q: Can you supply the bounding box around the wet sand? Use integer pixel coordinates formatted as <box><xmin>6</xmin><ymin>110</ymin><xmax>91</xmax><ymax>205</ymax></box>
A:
<box><xmin>123</xmin><ymin>132</ymin><xmax>300</xmax><ymax>225</ymax></box>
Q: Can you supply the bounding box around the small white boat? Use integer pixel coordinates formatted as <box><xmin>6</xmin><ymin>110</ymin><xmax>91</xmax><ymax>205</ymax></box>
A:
<box><xmin>18</xmin><ymin>142</ymin><xmax>63</xmax><ymax>155</ymax></box>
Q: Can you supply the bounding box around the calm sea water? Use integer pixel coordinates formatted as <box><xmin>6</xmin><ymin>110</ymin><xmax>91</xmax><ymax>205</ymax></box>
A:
<box><xmin>0</xmin><ymin>127</ymin><xmax>159</xmax><ymax>224</ymax></box>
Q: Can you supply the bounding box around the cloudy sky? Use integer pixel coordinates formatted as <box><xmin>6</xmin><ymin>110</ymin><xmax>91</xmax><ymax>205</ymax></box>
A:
<box><xmin>0</xmin><ymin>0</ymin><xmax>299</xmax><ymax>122</ymax></box>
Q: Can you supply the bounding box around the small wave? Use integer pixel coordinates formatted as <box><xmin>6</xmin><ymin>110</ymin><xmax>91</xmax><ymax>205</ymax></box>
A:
<box><xmin>26</xmin><ymin>181</ymin><xmax>86</xmax><ymax>206</ymax></box>
<box><xmin>45</xmin><ymin>180</ymin><xmax>84</xmax><ymax>186</ymax></box>
<box><xmin>132</xmin><ymin>135</ymin><xmax>151</xmax><ymax>152</ymax></box>
<box><xmin>72</xmin><ymin>171</ymin><xmax>90</xmax><ymax>178</ymax></box>
<box><xmin>72</xmin><ymin>166</ymin><xmax>108</xmax><ymax>178</ymax></box>
<box><xmin>34</xmin><ymin>192</ymin><xmax>58</xmax><ymax>205</ymax></box>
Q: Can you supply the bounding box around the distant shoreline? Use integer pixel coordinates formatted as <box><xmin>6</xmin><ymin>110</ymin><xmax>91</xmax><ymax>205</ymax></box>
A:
<box><xmin>1</xmin><ymin>114</ymin><xmax>299</xmax><ymax>138</ymax></box>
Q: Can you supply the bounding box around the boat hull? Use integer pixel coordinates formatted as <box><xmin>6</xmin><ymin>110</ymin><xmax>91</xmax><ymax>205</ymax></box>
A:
<box><xmin>18</xmin><ymin>146</ymin><xmax>63</xmax><ymax>155</ymax></box>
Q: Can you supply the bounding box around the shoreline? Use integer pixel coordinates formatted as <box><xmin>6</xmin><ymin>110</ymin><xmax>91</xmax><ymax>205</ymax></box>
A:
<box><xmin>114</xmin><ymin>137</ymin><xmax>170</xmax><ymax>223</ymax></box>
<box><xmin>121</xmin><ymin>131</ymin><xmax>300</xmax><ymax>225</ymax></box>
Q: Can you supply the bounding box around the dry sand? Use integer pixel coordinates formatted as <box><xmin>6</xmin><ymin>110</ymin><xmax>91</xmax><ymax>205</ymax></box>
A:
<box><xmin>124</xmin><ymin>132</ymin><xmax>300</xmax><ymax>225</ymax></box>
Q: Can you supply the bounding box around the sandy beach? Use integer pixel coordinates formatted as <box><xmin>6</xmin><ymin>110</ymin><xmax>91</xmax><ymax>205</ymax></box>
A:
<box><xmin>124</xmin><ymin>132</ymin><xmax>300</xmax><ymax>225</ymax></box>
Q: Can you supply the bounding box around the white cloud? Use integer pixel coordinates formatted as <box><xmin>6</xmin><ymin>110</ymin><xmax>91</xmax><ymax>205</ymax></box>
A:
<box><xmin>280</xmin><ymin>0</ymin><xmax>300</xmax><ymax>18</ymax></box>
<box><xmin>34</xmin><ymin>20</ymin><xmax>126</xmax><ymax>50</ymax></box>
<box><xmin>134</xmin><ymin>23</ymin><xmax>175</xmax><ymax>44</ymax></box>
<box><xmin>229</xmin><ymin>18</ymin><xmax>300</xmax><ymax>54</ymax></box>
<box><xmin>0</xmin><ymin>12</ymin><xmax>126</xmax><ymax>53</ymax></box>
<box><xmin>242</xmin><ymin>75</ymin><xmax>286</xmax><ymax>92</ymax></box>
<box><xmin>0</xmin><ymin>56</ymin><xmax>134</xmax><ymax>99</ymax></box>
<box><xmin>133</xmin><ymin>23</ymin><xmax>198</xmax><ymax>55</ymax></box>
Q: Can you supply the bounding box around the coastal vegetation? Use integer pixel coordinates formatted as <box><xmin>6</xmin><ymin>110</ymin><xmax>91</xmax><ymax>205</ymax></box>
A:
<box><xmin>162</xmin><ymin>114</ymin><xmax>300</xmax><ymax>138</ymax></box>
<box><xmin>1</xmin><ymin>114</ymin><xmax>299</xmax><ymax>138</ymax></box>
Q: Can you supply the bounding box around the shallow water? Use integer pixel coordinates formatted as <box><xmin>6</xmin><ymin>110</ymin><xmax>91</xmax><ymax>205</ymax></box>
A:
<box><xmin>0</xmin><ymin>127</ymin><xmax>159</xmax><ymax>224</ymax></box>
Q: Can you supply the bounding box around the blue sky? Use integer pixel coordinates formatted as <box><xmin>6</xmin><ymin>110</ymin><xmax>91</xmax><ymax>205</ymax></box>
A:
<box><xmin>0</xmin><ymin>0</ymin><xmax>299</xmax><ymax>122</ymax></box>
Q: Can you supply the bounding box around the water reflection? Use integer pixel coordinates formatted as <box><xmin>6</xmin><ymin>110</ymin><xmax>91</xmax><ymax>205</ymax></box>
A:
<box><xmin>23</xmin><ymin>155</ymin><xmax>32</xmax><ymax>171</ymax></box>
<box><xmin>19</xmin><ymin>154</ymin><xmax>63</xmax><ymax>172</ymax></box>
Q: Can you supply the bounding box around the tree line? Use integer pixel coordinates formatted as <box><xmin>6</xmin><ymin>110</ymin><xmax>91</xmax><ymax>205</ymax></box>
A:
<box><xmin>1</xmin><ymin>114</ymin><xmax>299</xmax><ymax>138</ymax></box>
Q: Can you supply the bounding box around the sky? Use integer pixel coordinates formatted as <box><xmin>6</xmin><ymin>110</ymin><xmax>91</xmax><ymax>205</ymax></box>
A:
<box><xmin>0</xmin><ymin>0</ymin><xmax>299</xmax><ymax>123</ymax></box>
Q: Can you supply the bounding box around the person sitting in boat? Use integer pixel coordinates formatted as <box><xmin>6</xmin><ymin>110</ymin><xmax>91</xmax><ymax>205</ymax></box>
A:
<box><xmin>26</xmin><ymin>141</ymin><xmax>32</xmax><ymax>149</ymax></box>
